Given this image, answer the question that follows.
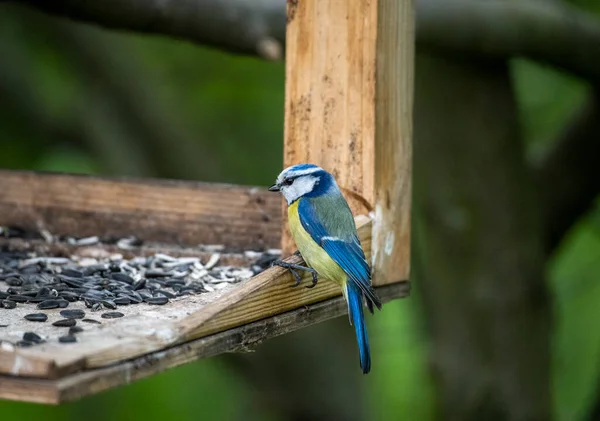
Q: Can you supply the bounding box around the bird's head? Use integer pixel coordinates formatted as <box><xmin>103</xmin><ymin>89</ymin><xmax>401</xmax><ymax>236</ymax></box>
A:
<box><xmin>269</xmin><ymin>163</ymin><xmax>336</xmax><ymax>204</ymax></box>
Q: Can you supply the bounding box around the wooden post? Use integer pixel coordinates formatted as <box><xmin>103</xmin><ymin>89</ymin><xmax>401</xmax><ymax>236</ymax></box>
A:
<box><xmin>283</xmin><ymin>0</ymin><xmax>414</xmax><ymax>284</ymax></box>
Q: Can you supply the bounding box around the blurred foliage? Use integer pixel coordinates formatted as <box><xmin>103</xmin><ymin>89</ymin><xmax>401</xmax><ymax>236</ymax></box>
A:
<box><xmin>1</xmin><ymin>1</ymin><xmax>600</xmax><ymax>421</ymax></box>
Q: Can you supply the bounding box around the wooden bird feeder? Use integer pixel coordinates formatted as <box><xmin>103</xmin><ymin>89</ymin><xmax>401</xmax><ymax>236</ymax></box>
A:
<box><xmin>0</xmin><ymin>0</ymin><xmax>414</xmax><ymax>404</ymax></box>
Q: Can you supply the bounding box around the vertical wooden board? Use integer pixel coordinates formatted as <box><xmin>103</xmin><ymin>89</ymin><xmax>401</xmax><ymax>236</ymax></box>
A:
<box><xmin>372</xmin><ymin>1</ymin><xmax>414</xmax><ymax>284</ymax></box>
<box><xmin>284</xmin><ymin>0</ymin><xmax>377</xmax><ymax>214</ymax></box>
<box><xmin>282</xmin><ymin>0</ymin><xmax>414</xmax><ymax>284</ymax></box>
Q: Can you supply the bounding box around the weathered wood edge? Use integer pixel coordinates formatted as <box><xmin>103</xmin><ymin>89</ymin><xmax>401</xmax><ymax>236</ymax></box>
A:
<box><xmin>0</xmin><ymin>170</ymin><xmax>281</xmax><ymax>251</ymax></box>
<box><xmin>0</xmin><ymin>281</ymin><xmax>409</xmax><ymax>405</ymax></box>
<box><xmin>0</xmin><ymin>216</ymin><xmax>390</xmax><ymax>378</ymax></box>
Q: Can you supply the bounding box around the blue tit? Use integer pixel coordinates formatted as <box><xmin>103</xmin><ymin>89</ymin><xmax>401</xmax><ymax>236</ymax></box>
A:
<box><xmin>269</xmin><ymin>163</ymin><xmax>382</xmax><ymax>374</ymax></box>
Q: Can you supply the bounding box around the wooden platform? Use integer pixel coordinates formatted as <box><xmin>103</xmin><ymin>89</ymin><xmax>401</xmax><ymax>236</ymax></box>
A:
<box><xmin>0</xmin><ymin>170</ymin><xmax>410</xmax><ymax>404</ymax></box>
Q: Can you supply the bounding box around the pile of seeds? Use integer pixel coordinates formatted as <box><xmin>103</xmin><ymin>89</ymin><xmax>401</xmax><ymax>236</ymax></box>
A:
<box><xmin>0</xmin><ymin>248</ymin><xmax>280</xmax><ymax>347</ymax></box>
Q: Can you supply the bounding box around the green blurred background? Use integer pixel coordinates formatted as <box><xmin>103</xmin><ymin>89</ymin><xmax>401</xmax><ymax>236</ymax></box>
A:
<box><xmin>1</xmin><ymin>1</ymin><xmax>600</xmax><ymax>420</ymax></box>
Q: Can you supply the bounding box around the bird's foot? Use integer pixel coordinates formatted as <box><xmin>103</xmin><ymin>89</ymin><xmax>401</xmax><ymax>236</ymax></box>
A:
<box><xmin>271</xmin><ymin>260</ymin><xmax>319</xmax><ymax>288</ymax></box>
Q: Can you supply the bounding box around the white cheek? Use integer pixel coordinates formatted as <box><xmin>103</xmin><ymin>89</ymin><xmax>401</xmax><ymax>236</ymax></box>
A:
<box><xmin>281</xmin><ymin>176</ymin><xmax>318</xmax><ymax>204</ymax></box>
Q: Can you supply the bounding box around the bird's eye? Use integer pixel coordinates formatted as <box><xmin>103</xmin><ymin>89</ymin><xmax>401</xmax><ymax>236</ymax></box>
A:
<box><xmin>283</xmin><ymin>178</ymin><xmax>293</xmax><ymax>186</ymax></box>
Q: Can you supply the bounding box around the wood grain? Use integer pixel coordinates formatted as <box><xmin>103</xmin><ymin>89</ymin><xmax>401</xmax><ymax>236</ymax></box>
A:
<box><xmin>0</xmin><ymin>170</ymin><xmax>281</xmax><ymax>251</ymax></box>
<box><xmin>0</xmin><ymin>281</ymin><xmax>408</xmax><ymax>404</ymax></box>
<box><xmin>178</xmin><ymin>215</ymin><xmax>380</xmax><ymax>339</ymax></box>
<box><xmin>0</xmin><ymin>213</ymin><xmax>403</xmax><ymax>381</ymax></box>
<box><xmin>282</xmin><ymin>0</ymin><xmax>414</xmax><ymax>286</ymax></box>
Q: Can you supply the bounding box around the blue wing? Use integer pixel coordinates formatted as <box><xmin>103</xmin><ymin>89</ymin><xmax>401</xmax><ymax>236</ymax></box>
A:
<box><xmin>297</xmin><ymin>197</ymin><xmax>381</xmax><ymax>312</ymax></box>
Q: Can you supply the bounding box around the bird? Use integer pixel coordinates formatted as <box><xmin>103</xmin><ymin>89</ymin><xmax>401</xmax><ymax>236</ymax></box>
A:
<box><xmin>268</xmin><ymin>163</ymin><xmax>382</xmax><ymax>374</ymax></box>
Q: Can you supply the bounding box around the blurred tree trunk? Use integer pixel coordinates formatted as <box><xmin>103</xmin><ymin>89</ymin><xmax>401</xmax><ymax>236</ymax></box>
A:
<box><xmin>413</xmin><ymin>52</ymin><xmax>552</xmax><ymax>420</ymax></box>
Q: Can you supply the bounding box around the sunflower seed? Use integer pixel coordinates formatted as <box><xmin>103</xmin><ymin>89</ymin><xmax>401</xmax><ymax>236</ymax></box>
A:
<box><xmin>23</xmin><ymin>332</ymin><xmax>44</xmax><ymax>344</ymax></box>
<box><xmin>53</xmin><ymin>318</ymin><xmax>76</xmax><ymax>327</ymax></box>
<box><xmin>58</xmin><ymin>335</ymin><xmax>77</xmax><ymax>343</ymax></box>
<box><xmin>24</xmin><ymin>313</ymin><xmax>47</xmax><ymax>322</ymax></box>
<box><xmin>145</xmin><ymin>296</ymin><xmax>169</xmax><ymax>305</ymax></box>
<box><xmin>101</xmin><ymin>311</ymin><xmax>124</xmax><ymax>319</ymax></box>
<box><xmin>81</xmin><ymin>318</ymin><xmax>101</xmax><ymax>324</ymax></box>
<box><xmin>60</xmin><ymin>309</ymin><xmax>85</xmax><ymax>319</ymax></box>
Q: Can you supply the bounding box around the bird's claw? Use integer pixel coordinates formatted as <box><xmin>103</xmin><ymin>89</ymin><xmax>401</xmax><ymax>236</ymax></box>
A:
<box><xmin>271</xmin><ymin>260</ymin><xmax>303</xmax><ymax>286</ymax></box>
<box><xmin>271</xmin><ymin>259</ymin><xmax>318</xmax><ymax>288</ymax></box>
<box><xmin>305</xmin><ymin>272</ymin><xmax>319</xmax><ymax>289</ymax></box>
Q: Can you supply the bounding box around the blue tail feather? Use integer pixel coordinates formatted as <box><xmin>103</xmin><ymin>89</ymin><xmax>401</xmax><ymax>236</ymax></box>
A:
<box><xmin>347</xmin><ymin>282</ymin><xmax>371</xmax><ymax>374</ymax></box>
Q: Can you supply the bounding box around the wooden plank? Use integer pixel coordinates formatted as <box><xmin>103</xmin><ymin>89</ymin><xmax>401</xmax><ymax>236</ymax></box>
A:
<box><xmin>283</xmin><ymin>0</ymin><xmax>414</xmax><ymax>284</ymax></box>
<box><xmin>179</xmin><ymin>216</ymin><xmax>377</xmax><ymax>339</ymax></box>
<box><xmin>0</xmin><ymin>282</ymin><xmax>409</xmax><ymax>405</ymax></box>
<box><xmin>0</xmin><ymin>170</ymin><xmax>281</xmax><ymax>250</ymax></box>
<box><xmin>0</xmin><ymin>215</ymin><xmax>402</xmax><ymax>379</ymax></box>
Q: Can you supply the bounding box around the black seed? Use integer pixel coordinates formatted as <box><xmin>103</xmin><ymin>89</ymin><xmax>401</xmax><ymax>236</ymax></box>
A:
<box><xmin>0</xmin><ymin>291</ymin><xmax>8</xmax><ymax>299</ymax></box>
<box><xmin>101</xmin><ymin>311</ymin><xmax>124</xmax><ymax>319</ymax></box>
<box><xmin>114</xmin><ymin>297</ymin><xmax>131</xmax><ymax>305</ymax></box>
<box><xmin>25</xmin><ymin>313</ymin><xmax>48</xmax><ymax>322</ymax></box>
<box><xmin>61</xmin><ymin>269</ymin><xmax>83</xmax><ymax>278</ymax></box>
<box><xmin>53</xmin><ymin>318</ymin><xmax>76</xmax><ymax>327</ymax></box>
<box><xmin>57</xmin><ymin>300</ymin><xmax>69</xmax><ymax>308</ymax></box>
<box><xmin>84</xmin><ymin>298</ymin><xmax>98</xmax><ymax>308</ymax></box>
<box><xmin>59</xmin><ymin>293</ymin><xmax>79</xmax><ymax>302</ymax></box>
<box><xmin>145</xmin><ymin>270</ymin><xmax>171</xmax><ymax>278</ymax></box>
<box><xmin>101</xmin><ymin>300</ymin><xmax>117</xmax><ymax>310</ymax></box>
<box><xmin>16</xmin><ymin>340</ymin><xmax>34</xmax><ymax>347</ymax></box>
<box><xmin>26</xmin><ymin>297</ymin><xmax>47</xmax><ymax>303</ymax></box>
<box><xmin>58</xmin><ymin>335</ymin><xmax>77</xmax><ymax>343</ymax></box>
<box><xmin>5</xmin><ymin>277</ymin><xmax>22</xmax><ymax>286</ymax></box>
<box><xmin>165</xmin><ymin>279</ymin><xmax>184</xmax><ymax>287</ymax></box>
<box><xmin>8</xmin><ymin>295</ymin><xmax>29</xmax><ymax>303</ymax></box>
<box><xmin>23</xmin><ymin>332</ymin><xmax>44</xmax><ymax>344</ymax></box>
<box><xmin>110</xmin><ymin>273</ymin><xmax>134</xmax><ymax>284</ymax></box>
<box><xmin>2</xmin><ymin>300</ymin><xmax>16</xmax><ymax>309</ymax></box>
<box><xmin>69</xmin><ymin>326</ymin><xmax>84</xmax><ymax>334</ymax></box>
<box><xmin>83</xmin><ymin>264</ymin><xmax>108</xmax><ymax>276</ymax></box>
<box><xmin>132</xmin><ymin>279</ymin><xmax>146</xmax><ymax>291</ymax></box>
<box><xmin>155</xmin><ymin>289</ymin><xmax>176</xmax><ymax>298</ymax></box>
<box><xmin>58</xmin><ymin>276</ymin><xmax>84</xmax><ymax>288</ymax></box>
<box><xmin>138</xmin><ymin>290</ymin><xmax>153</xmax><ymax>300</ymax></box>
<box><xmin>82</xmin><ymin>318</ymin><xmax>101</xmax><ymax>324</ymax></box>
<box><xmin>37</xmin><ymin>300</ymin><xmax>61</xmax><ymax>309</ymax></box>
<box><xmin>36</xmin><ymin>286</ymin><xmax>52</xmax><ymax>297</ymax></box>
<box><xmin>145</xmin><ymin>296</ymin><xmax>169</xmax><ymax>305</ymax></box>
<box><xmin>60</xmin><ymin>309</ymin><xmax>85</xmax><ymax>319</ymax></box>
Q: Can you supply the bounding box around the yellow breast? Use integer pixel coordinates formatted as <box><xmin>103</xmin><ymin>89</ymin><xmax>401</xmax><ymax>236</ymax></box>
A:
<box><xmin>287</xmin><ymin>200</ymin><xmax>347</xmax><ymax>286</ymax></box>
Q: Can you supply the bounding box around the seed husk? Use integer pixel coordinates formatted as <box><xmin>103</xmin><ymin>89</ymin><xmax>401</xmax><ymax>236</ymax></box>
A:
<box><xmin>101</xmin><ymin>300</ymin><xmax>117</xmax><ymax>310</ymax></box>
<box><xmin>1</xmin><ymin>300</ymin><xmax>16</xmax><ymax>309</ymax></box>
<box><xmin>37</xmin><ymin>300</ymin><xmax>61</xmax><ymax>310</ymax></box>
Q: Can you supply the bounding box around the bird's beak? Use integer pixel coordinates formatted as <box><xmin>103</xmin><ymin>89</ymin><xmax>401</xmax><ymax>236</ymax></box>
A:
<box><xmin>268</xmin><ymin>184</ymin><xmax>280</xmax><ymax>192</ymax></box>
